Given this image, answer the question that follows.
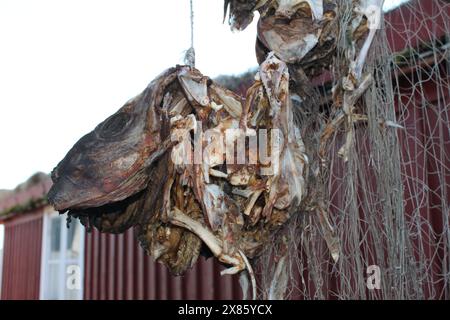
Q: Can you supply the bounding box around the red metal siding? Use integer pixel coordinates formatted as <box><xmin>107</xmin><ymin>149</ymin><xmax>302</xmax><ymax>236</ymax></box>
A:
<box><xmin>396</xmin><ymin>75</ymin><xmax>450</xmax><ymax>299</ymax></box>
<box><xmin>1</xmin><ymin>211</ymin><xmax>43</xmax><ymax>300</ymax></box>
<box><xmin>385</xmin><ymin>0</ymin><xmax>450</xmax><ymax>53</ymax></box>
<box><xmin>84</xmin><ymin>228</ymin><xmax>243</xmax><ymax>300</ymax></box>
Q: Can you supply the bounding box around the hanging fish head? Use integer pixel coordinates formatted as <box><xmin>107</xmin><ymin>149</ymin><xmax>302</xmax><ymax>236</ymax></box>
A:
<box><xmin>224</xmin><ymin>0</ymin><xmax>260</xmax><ymax>31</ymax></box>
<box><xmin>48</xmin><ymin>70</ymin><xmax>176</xmax><ymax>212</ymax></box>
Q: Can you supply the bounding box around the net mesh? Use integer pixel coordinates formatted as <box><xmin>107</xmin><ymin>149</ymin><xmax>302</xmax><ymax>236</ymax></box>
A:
<box><xmin>253</xmin><ymin>0</ymin><xmax>449</xmax><ymax>300</ymax></box>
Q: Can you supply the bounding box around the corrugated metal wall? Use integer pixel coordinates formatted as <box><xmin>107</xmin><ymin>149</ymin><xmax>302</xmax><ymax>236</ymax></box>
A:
<box><xmin>0</xmin><ymin>211</ymin><xmax>43</xmax><ymax>300</ymax></box>
<box><xmin>84</xmin><ymin>228</ymin><xmax>242</xmax><ymax>300</ymax></box>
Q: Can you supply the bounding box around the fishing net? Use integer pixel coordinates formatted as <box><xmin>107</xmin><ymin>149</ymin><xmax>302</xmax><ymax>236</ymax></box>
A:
<box><xmin>251</xmin><ymin>0</ymin><xmax>449</xmax><ymax>300</ymax></box>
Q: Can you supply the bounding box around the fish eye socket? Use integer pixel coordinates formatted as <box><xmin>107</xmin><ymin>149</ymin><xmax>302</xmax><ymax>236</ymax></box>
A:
<box><xmin>72</xmin><ymin>167</ymin><xmax>83</xmax><ymax>178</ymax></box>
<box><xmin>98</xmin><ymin>112</ymin><xmax>131</xmax><ymax>139</ymax></box>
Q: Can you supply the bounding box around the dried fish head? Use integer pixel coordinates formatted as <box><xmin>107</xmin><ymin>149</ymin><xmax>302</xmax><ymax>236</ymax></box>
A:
<box><xmin>48</xmin><ymin>69</ymin><xmax>178</xmax><ymax>211</ymax></box>
<box><xmin>256</xmin><ymin>0</ymin><xmax>337</xmax><ymax>68</ymax></box>
<box><xmin>48</xmin><ymin>56</ymin><xmax>312</xmax><ymax>284</ymax></box>
<box><xmin>224</xmin><ymin>0</ymin><xmax>261</xmax><ymax>31</ymax></box>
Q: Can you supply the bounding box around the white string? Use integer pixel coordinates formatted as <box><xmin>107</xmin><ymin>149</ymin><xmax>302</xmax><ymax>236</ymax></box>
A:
<box><xmin>184</xmin><ymin>0</ymin><xmax>195</xmax><ymax>67</ymax></box>
<box><xmin>190</xmin><ymin>0</ymin><xmax>194</xmax><ymax>49</ymax></box>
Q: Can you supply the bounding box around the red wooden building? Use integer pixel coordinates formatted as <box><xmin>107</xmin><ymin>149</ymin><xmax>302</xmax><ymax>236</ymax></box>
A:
<box><xmin>0</xmin><ymin>0</ymin><xmax>448</xmax><ymax>300</ymax></box>
<box><xmin>0</xmin><ymin>173</ymin><xmax>242</xmax><ymax>300</ymax></box>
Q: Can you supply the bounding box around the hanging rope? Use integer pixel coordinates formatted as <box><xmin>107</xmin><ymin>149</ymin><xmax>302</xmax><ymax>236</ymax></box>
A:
<box><xmin>184</xmin><ymin>0</ymin><xmax>195</xmax><ymax>67</ymax></box>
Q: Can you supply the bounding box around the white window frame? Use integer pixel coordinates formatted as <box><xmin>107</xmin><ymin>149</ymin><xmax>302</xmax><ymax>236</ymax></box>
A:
<box><xmin>0</xmin><ymin>223</ymin><xmax>4</xmax><ymax>298</ymax></box>
<box><xmin>39</xmin><ymin>209</ymin><xmax>85</xmax><ymax>300</ymax></box>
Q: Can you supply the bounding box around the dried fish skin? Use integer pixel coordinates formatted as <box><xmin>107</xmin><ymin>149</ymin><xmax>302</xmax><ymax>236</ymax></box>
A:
<box><xmin>224</xmin><ymin>0</ymin><xmax>262</xmax><ymax>31</ymax></box>
<box><xmin>68</xmin><ymin>190</ymin><xmax>145</xmax><ymax>234</ymax></box>
<box><xmin>209</xmin><ymin>84</ymin><xmax>243</xmax><ymax>118</ymax></box>
<box><xmin>178</xmin><ymin>67</ymin><xmax>210</xmax><ymax>107</ymax></box>
<box><xmin>256</xmin><ymin>1</ymin><xmax>338</xmax><ymax>75</ymax></box>
<box><xmin>224</xmin><ymin>0</ymin><xmax>329</xmax><ymax>30</ymax></box>
<box><xmin>48</xmin><ymin>68</ymin><xmax>179</xmax><ymax>211</ymax></box>
<box><xmin>276</xmin><ymin>0</ymin><xmax>324</xmax><ymax>20</ymax></box>
<box><xmin>137</xmin><ymin>164</ymin><xmax>204</xmax><ymax>276</ymax></box>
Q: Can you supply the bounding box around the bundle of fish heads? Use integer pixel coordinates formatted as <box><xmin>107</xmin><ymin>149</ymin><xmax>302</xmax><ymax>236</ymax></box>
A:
<box><xmin>226</xmin><ymin>0</ymin><xmax>371</xmax><ymax>81</ymax></box>
<box><xmin>48</xmin><ymin>54</ymin><xmax>307</xmax><ymax>275</ymax></box>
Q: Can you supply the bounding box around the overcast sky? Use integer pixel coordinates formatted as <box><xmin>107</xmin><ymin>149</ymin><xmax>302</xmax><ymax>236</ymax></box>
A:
<box><xmin>0</xmin><ymin>0</ymin><xmax>409</xmax><ymax>191</ymax></box>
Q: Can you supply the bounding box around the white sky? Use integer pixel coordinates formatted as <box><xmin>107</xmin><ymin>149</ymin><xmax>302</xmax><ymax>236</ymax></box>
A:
<box><xmin>0</xmin><ymin>0</ymin><xmax>407</xmax><ymax>190</ymax></box>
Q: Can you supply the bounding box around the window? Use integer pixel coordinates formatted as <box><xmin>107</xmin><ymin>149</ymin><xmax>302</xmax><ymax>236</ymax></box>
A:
<box><xmin>0</xmin><ymin>224</ymin><xmax>4</xmax><ymax>297</ymax></box>
<box><xmin>40</xmin><ymin>210</ymin><xmax>84</xmax><ymax>300</ymax></box>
